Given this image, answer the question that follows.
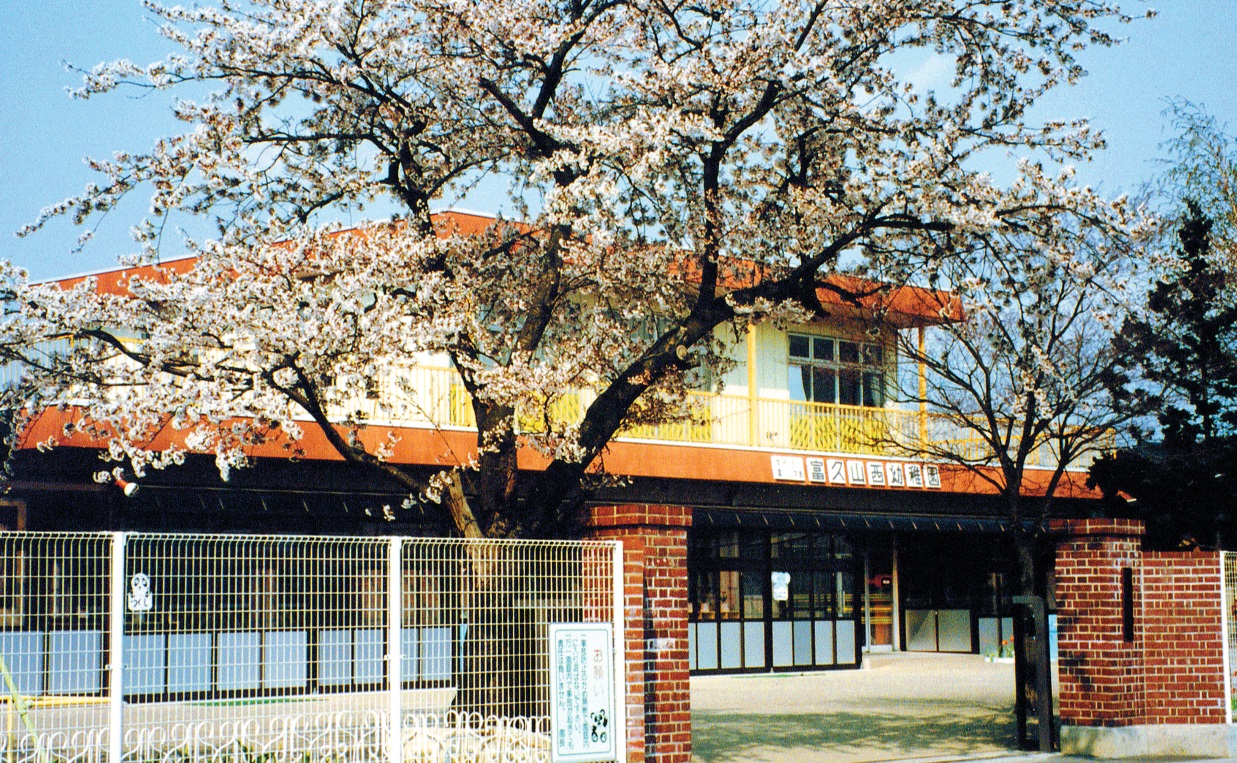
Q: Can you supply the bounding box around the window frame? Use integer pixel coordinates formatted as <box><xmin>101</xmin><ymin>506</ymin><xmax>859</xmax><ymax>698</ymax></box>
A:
<box><xmin>787</xmin><ymin>332</ymin><xmax>887</xmax><ymax>408</ymax></box>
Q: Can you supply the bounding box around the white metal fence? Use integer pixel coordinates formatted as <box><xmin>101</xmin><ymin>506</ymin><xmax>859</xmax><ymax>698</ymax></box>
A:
<box><xmin>0</xmin><ymin>532</ymin><xmax>623</xmax><ymax>763</ymax></box>
<box><xmin>1223</xmin><ymin>551</ymin><xmax>1236</xmax><ymax>724</ymax></box>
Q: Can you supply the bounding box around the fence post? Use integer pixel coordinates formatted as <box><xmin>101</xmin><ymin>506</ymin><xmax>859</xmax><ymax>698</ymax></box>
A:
<box><xmin>611</xmin><ymin>540</ymin><xmax>626</xmax><ymax>760</ymax></box>
<box><xmin>108</xmin><ymin>532</ymin><xmax>125</xmax><ymax>763</ymax></box>
<box><xmin>1223</xmin><ymin>552</ymin><xmax>1233</xmax><ymax>724</ymax></box>
<box><xmin>387</xmin><ymin>536</ymin><xmax>403</xmax><ymax>763</ymax></box>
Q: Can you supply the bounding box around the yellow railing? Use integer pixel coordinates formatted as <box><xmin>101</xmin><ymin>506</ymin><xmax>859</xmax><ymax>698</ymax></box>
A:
<box><xmin>326</xmin><ymin>365</ymin><xmax>1105</xmax><ymax>468</ymax></box>
<box><xmin>3</xmin><ymin>351</ymin><xmax>1104</xmax><ymax>469</ymax></box>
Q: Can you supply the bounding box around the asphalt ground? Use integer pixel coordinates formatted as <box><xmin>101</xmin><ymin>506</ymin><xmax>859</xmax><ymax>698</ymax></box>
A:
<box><xmin>691</xmin><ymin>652</ymin><xmax>1021</xmax><ymax>763</ymax></box>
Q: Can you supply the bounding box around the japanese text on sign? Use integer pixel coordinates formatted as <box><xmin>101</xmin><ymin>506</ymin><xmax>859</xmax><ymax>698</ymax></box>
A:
<box><xmin>549</xmin><ymin>623</ymin><xmax>617</xmax><ymax>763</ymax></box>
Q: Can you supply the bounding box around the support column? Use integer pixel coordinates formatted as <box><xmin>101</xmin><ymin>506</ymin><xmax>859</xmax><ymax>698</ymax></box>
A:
<box><xmin>109</xmin><ymin>533</ymin><xmax>125</xmax><ymax>763</ymax></box>
<box><xmin>587</xmin><ymin>504</ymin><xmax>692</xmax><ymax>763</ymax></box>
<box><xmin>746</xmin><ymin>325</ymin><xmax>758</xmax><ymax>447</ymax></box>
<box><xmin>1053</xmin><ymin>518</ymin><xmax>1147</xmax><ymax>730</ymax></box>
<box><xmin>890</xmin><ymin>534</ymin><xmax>900</xmax><ymax>652</ymax></box>
<box><xmin>387</xmin><ymin>536</ymin><xmax>403</xmax><ymax>763</ymax></box>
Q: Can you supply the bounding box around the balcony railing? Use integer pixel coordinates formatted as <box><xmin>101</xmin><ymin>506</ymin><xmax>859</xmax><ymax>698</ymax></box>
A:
<box><xmin>2</xmin><ymin>357</ymin><xmax>1104</xmax><ymax>471</ymax></box>
<box><xmin>335</xmin><ymin>366</ymin><xmax>1106</xmax><ymax>470</ymax></box>
<box><xmin>1</xmin><ymin>353</ymin><xmax>1103</xmax><ymax>471</ymax></box>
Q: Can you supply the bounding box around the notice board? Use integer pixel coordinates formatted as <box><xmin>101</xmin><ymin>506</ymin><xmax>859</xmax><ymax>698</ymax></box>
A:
<box><xmin>548</xmin><ymin>622</ymin><xmax>617</xmax><ymax>762</ymax></box>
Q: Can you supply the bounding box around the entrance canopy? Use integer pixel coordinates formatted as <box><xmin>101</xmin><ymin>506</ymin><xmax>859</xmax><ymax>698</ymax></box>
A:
<box><xmin>694</xmin><ymin>509</ymin><xmax>1015</xmax><ymax>534</ymax></box>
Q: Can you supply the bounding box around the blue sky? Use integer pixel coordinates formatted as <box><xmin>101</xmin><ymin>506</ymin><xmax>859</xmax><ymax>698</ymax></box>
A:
<box><xmin>1</xmin><ymin>1</ymin><xmax>1234</xmax><ymax>280</ymax></box>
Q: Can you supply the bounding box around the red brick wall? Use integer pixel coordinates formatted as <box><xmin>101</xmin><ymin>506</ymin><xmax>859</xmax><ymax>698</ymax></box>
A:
<box><xmin>1142</xmin><ymin>551</ymin><xmax>1227</xmax><ymax>722</ymax></box>
<box><xmin>1052</xmin><ymin>518</ymin><xmax>1227</xmax><ymax>727</ymax></box>
<box><xmin>587</xmin><ymin>504</ymin><xmax>692</xmax><ymax>763</ymax></box>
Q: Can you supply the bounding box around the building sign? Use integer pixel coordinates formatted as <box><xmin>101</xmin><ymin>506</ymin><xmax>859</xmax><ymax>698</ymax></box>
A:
<box><xmin>826</xmin><ymin>458</ymin><xmax>847</xmax><ymax>484</ymax></box>
<box><xmin>549</xmin><ymin>623</ymin><xmax>617</xmax><ymax>763</ymax></box>
<box><xmin>771</xmin><ymin>571</ymin><xmax>791</xmax><ymax>602</ymax></box>
<box><xmin>770</xmin><ymin>456</ymin><xmax>806</xmax><ymax>482</ymax></box>
<box><xmin>906</xmin><ymin>463</ymin><xmax>924</xmax><ymax>488</ymax></box>
<box><xmin>805</xmin><ymin>458</ymin><xmax>827</xmax><ymax>484</ymax></box>
<box><xmin>867</xmin><ymin>462</ymin><xmax>886</xmax><ymax>486</ymax></box>
<box><xmin>783</xmin><ymin>456</ymin><xmax>946</xmax><ymax>491</ymax></box>
<box><xmin>846</xmin><ymin>460</ymin><xmax>867</xmax><ymax>485</ymax></box>
<box><xmin>887</xmin><ymin>463</ymin><xmax>905</xmax><ymax>487</ymax></box>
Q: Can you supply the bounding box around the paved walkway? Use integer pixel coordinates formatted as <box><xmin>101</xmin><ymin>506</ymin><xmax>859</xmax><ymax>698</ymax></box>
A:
<box><xmin>691</xmin><ymin>651</ymin><xmax>1227</xmax><ymax>763</ymax></box>
<box><xmin>691</xmin><ymin>652</ymin><xmax>1020</xmax><ymax>763</ymax></box>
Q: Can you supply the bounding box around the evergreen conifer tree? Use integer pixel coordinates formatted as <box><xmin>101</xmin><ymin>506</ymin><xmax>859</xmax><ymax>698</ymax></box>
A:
<box><xmin>1112</xmin><ymin>201</ymin><xmax>1237</xmax><ymax>446</ymax></box>
<box><xmin>1092</xmin><ymin>202</ymin><xmax>1237</xmax><ymax>547</ymax></box>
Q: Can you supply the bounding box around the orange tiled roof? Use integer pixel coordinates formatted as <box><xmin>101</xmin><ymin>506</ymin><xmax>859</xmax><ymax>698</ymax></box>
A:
<box><xmin>47</xmin><ymin>210</ymin><xmax>961</xmax><ymax>326</ymax></box>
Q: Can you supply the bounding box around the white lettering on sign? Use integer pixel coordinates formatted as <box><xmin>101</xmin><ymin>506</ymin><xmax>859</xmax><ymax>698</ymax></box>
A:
<box><xmin>549</xmin><ymin>623</ymin><xmax>617</xmax><ymax>763</ymax></box>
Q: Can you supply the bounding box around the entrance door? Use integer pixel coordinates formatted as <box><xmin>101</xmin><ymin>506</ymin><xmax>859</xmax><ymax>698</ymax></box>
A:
<box><xmin>688</xmin><ymin>531</ymin><xmax>767</xmax><ymax>671</ymax></box>
<box><xmin>897</xmin><ymin>535</ymin><xmax>1015</xmax><ymax>653</ymax></box>
<box><xmin>769</xmin><ymin>532</ymin><xmax>858</xmax><ymax>670</ymax></box>
<box><xmin>688</xmin><ymin>529</ymin><xmax>861</xmax><ymax>673</ymax></box>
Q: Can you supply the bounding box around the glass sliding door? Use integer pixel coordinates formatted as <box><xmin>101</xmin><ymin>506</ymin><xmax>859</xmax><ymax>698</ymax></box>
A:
<box><xmin>688</xmin><ymin>532</ymin><xmax>764</xmax><ymax>672</ymax></box>
<box><xmin>689</xmin><ymin>528</ymin><xmax>861</xmax><ymax>674</ymax></box>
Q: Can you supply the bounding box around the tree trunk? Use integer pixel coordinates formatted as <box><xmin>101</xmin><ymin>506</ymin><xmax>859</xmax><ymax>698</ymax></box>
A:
<box><xmin>448</xmin><ymin>543</ymin><xmax>588</xmax><ymax>722</ymax></box>
<box><xmin>1014</xmin><ymin>530</ymin><xmax>1037</xmax><ymax>597</ymax></box>
<box><xmin>1010</xmin><ymin>514</ymin><xmax>1054</xmax><ymax>751</ymax></box>
<box><xmin>452</xmin><ymin>550</ymin><xmax>543</xmax><ymax>720</ymax></box>
<box><xmin>443</xmin><ymin>471</ymin><xmax>484</xmax><ymax>539</ymax></box>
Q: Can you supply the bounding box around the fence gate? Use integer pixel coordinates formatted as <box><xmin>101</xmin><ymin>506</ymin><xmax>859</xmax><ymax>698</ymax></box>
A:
<box><xmin>0</xmin><ymin>532</ymin><xmax>624</xmax><ymax>763</ymax></box>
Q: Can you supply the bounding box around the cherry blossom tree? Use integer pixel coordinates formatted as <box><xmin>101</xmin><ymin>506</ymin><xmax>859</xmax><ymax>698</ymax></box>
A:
<box><xmin>883</xmin><ymin>210</ymin><xmax>1144</xmax><ymax>595</ymax></box>
<box><xmin>3</xmin><ymin>0</ymin><xmax>1147</xmax><ymax>540</ymax></box>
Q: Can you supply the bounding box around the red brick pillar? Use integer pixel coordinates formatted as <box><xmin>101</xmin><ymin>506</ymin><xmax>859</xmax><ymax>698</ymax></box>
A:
<box><xmin>1052</xmin><ymin>518</ymin><xmax>1232</xmax><ymax>756</ymax></box>
<box><xmin>587</xmin><ymin>504</ymin><xmax>691</xmax><ymax>763</ymax></box>
<box><xmin>1052</xmin><ymin>518</ymin><xmax>1148</xmax><ymax>727</ymax></box>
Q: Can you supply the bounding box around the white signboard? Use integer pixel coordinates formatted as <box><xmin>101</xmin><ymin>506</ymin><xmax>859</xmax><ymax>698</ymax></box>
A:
<box><xmin>549</xmin><ymin>623</ymin><xmax>617</xmax><ymax>763</ymax></box>
<box><xmin>867</xmin><ymin>462</ymin><xmax>886</xmax><ymax>486</ymax></box>
<box><xmin>771</xmin><ymin>456</ymin><xmax>806</xmax><ymax>482</ymax></box>
<box><xmin>887</xmin><ymin>463</ymin><xmax>905</xmax><ymax>487</ymax></box>
<box><xmin>806</xmin><ymin>457</ymin><xmax>827</xmax><ymax>484</ymax></box>
<box><xmin>771</xmin><ymin>571</ymin><xmax>791</xmax><ymax>602</ymax></box>
<box><xmin>906</xmin><ymin>463</ymin><xmax>925</xmax><ymax>488</ymax></box>
<box><xmin>924</xmin><ymin>464</ymin><xmax>942</xmax><ymax>489</ymax></box>
<box><xmin>826</xmin><ymin>458</ymin><xmax>847</xmax><ymax>484</ymax></box>
<box><xmin>846</xmin><ymin>460</ymin><xmax>867</xmax><ymax>485</ymax></box>
<box><xmin>127</xmin><ymin>573</ymin><xmax>152</xmax><ymax>612</ymax></box>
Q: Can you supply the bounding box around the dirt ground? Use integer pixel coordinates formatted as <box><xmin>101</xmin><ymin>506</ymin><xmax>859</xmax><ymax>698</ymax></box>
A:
<box><xmin>691</xmin><ymin>652</ymin><xmax>1018</xmax><ymax>763</ymax></box>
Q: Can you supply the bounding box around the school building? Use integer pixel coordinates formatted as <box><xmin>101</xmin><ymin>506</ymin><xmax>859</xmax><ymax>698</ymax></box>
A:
<box><xmin>3</xmin><ymin>211</ymin><xmax>1102</xmax><ymax>678</ymax></box>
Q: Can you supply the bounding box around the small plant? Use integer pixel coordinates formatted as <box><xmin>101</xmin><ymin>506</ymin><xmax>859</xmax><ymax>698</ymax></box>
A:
<box><xmin>984</xmin><ymin>636</ymin><xmax>1016</xmax><ymax>661</ymax></box>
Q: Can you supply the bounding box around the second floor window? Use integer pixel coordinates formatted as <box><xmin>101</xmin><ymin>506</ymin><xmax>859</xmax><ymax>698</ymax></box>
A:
<box><xmin>788</xmin><ymin>333</ymin><xmax>885</xmax><ymax>407</ymax></box>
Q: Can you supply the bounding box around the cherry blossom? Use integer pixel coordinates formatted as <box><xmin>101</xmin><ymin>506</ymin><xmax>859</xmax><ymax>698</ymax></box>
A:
<box><xmin>4</xmin><ymin>0</ymin><xmax>1147</xmax><ymax>537</ymax></box>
